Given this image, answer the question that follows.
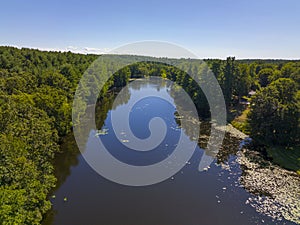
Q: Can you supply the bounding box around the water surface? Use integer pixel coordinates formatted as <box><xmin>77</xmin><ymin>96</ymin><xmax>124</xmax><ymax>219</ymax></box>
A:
<box><xmin>43</xmin><ymin>78</ymin><xmax>295</xmax><ymax>225</ymax></box>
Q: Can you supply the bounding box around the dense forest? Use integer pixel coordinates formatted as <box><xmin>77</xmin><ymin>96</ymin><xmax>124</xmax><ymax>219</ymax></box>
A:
<box><xmin>0</xmin><ymin>46</ymin><xmax>299</xmax><ymax>224</ymax></box>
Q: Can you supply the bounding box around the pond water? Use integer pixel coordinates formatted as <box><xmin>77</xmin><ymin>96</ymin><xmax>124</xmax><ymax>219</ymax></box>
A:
<box><xmin>43</xmin><ymin>78</ymin><xmax>295</xmax><ymax>225</ymax></box>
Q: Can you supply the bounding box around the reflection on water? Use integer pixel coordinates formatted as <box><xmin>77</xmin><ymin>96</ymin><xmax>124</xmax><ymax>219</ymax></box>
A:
<box><xmin>43</xmin><ymin>78</ymin><xmax>296</xmax><ymax>225</ymax></box>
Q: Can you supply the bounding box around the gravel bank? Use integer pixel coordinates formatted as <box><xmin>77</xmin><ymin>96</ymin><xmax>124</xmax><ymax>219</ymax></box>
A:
<box><xmin>225</xmin><ymin>125</ymin><xmax>300</xmax><ymax>224</ymax></box>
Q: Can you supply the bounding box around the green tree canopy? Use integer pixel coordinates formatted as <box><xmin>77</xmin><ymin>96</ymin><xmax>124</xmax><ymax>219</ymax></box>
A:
<box><xmin>248</xmin><ymin>78</ymin><xmax>299</xmax><ymax>146</ymax></box>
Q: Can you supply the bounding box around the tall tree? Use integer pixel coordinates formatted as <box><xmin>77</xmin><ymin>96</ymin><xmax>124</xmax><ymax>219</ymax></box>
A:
<box><xmin>223</xmin><ymin>57</ymin><xmax>238</xmax><ymax>108</ymax></box>
<box><xmin>248</xmin><ymin>78</ymin><xmax>299</xmax><ymax>146</ymax></box>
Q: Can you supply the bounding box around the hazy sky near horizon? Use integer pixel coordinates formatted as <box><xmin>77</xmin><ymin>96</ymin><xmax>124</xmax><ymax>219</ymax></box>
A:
<box><xmin>1</xmin><ymin>0</ymin><xmax>299</xmax><ymax>59</ymax></box>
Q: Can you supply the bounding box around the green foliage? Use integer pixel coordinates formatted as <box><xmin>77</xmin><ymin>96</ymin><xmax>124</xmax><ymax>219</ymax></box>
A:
<box><xmin>0</xmin><ymin>47</ymin><xmax>89</xmax><ymax>224</ymax></box>
<box><xmin>248</xmin><ymin>78</ymin><xmax>299</xmax><ymax>146</ymax></box>
<box><xmin>223</xmin><ymin>57</ymin><xmax>238</xmax><ymax>107</ymax></box>
<box><xmin>0</xmin><ymin>46</ymin><xmax>299</xmax><ymax>224</ymax></box>
<box><xmin>33</xmin><ymin>86</ymin><xmax>72</xmax><ymax>136</ymax></box>
<box><xmin>0</xmin><ymin>99</ymin><xmax>58</xmax><ymax>224</ymax></box>
<box><xmin>266</xmin><ymin>146</ymin><xmax>300</xmax><ymax>173</ymax></box>
<box><xmin>113</xmin><ymin>67</ymin><xmax>131</xmax><ymax>87</ymax></box>
<box><xmin>206</xmin><ymin>58</ymin><xmax>253</xmax><ymax>107</ymax></box>
<box><xmin>231</xmin><ymin>108</ymin><xmax>250</xmax><ymax>134</ymax></box>
<box><xmin>257</xmin><ymin>68</ymin><xmax>274</xmax><ymax>87</ymax></box>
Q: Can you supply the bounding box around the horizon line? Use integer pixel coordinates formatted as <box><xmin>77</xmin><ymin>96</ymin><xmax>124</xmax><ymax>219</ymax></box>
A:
<box><xmin>1</xmin><ymin>44</ymin><xmax>300</xmax><ymax>61</ymax></box>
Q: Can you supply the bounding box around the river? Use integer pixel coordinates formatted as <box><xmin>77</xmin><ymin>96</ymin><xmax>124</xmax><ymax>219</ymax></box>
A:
<box><xmin>43</xmin><ymin>78</ymin><xmax>297</xmax><ymax>225</ymax></box>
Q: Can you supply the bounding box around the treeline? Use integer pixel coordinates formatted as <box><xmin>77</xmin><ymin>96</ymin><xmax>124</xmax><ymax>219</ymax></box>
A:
<box><xmin>0</xmin><ymin>47</ymin><xmax>97</xmax><ymax>224</ymax></box>
<box><xmin>128</xmin><ymin>58</ymin><xmax>299</xmax><ymax>146</ymax></box>
<box><xmin>0</xmin><ymin>46</ymin><xmax>299</xmax><ymax>224</ymax></box>
<box><xmin>0</xmin><ymin>47</ymin><xmax>170</xmax><ymax>224</ymax></box>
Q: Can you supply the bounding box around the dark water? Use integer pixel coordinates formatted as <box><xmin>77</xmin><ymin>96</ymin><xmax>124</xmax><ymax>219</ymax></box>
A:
<box><xmin>43</xmin><ymin>78</ymin><xmax>294</xmax><ymax>225</ymax></box>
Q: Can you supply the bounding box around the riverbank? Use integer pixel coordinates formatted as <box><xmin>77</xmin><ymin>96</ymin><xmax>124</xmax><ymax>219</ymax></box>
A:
<box><xmin>231</xmin><ymin>107</ymin><xmax>250</xmax><ymax>134</ymax></box>
<box><xmin>236</xmin><ymin>148</ymin><xmax>300</xmax><ymax>224</ymax></box>
<box><xmin>225</xmin><ymin>123</ymin><xmax>249</xmax><ymax>139</ymax></box>
<box><xmin>223</xmin><ymin>124</ymin><xmax>300</xmax><ymax>224</ymax></box>
<box><xmin>230</xmin><ymin>106</ymin><xmax>300</xmax><ymax>175</ymax></box>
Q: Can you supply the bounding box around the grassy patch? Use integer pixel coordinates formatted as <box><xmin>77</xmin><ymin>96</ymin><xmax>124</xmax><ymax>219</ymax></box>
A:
<box><xmin>267</xmin><ymin>146</ymin><xmax>300</xmax><ymax>174</ymax></box>
<box><xmin>231</xmin><ymin>108</ymin><xmax>250</xmax><ymax>134</ymax></box>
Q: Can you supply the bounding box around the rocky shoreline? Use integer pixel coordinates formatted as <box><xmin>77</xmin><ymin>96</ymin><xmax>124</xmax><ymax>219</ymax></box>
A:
<box><xmin>225</xmin><ymin>125</ymin><xmax>300</xmax><ymax>224</ymax></box>
<box><xmin>225</xmin><ymin>123</ymin><xmax>249</xmax><ymax>140</ymax></box>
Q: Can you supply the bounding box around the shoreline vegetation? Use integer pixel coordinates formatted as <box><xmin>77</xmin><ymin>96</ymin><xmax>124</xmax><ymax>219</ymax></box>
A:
<box><xmin>231</xmin><ymin>107</ymin><xmax>300</xmax><ymax>175</ymax></box>
<box><xmin>0</xmin><ymin>46</ymin><xmax>299</xmax><ymax>224</ymax></box>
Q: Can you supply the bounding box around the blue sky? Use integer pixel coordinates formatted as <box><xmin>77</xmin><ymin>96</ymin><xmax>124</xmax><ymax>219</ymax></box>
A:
<box><xmin>1</xmin><ymin>0</ymin><xmax>299</xmax><ymax>58</ymax></box>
